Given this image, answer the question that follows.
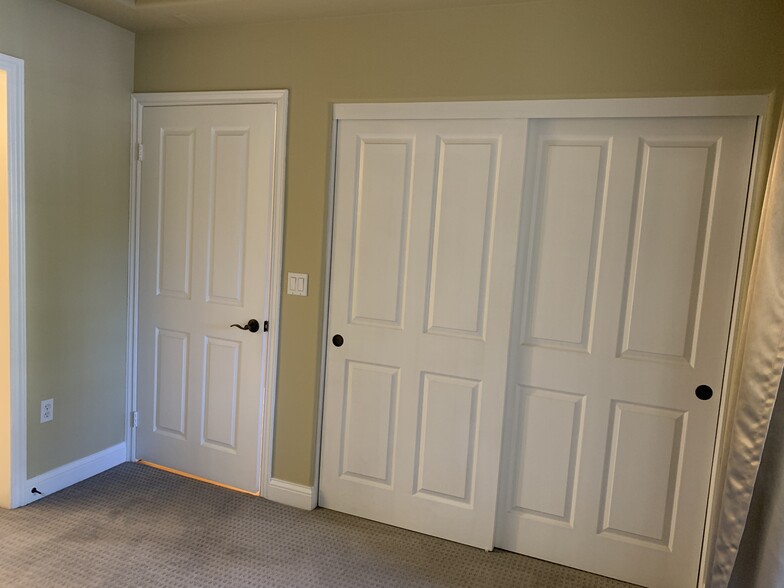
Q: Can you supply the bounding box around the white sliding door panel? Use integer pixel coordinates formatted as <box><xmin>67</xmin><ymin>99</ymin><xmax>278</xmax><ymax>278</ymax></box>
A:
<box><xmin>321</xmin><ymin>118</ymin><xmax>527</xmax><ymax>549</ymax></box>
<box><xmin>136</xmin><ymin>104</ymin><xmax>279</xmax><ymax>493</ymax></box>
<box><xmin>496</xmin><ymin>117</ymin><xmax>756</xmax><ymax>587</ymax></box>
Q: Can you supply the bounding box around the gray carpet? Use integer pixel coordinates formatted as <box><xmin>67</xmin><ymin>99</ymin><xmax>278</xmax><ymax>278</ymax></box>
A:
<box><xmin>0</xmin><ymin>463</ymin><xmax>635</xmax><ymax>587</ymax></box>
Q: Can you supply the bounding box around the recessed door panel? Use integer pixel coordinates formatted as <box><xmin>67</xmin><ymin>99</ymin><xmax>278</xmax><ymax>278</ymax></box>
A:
<box><xmin>621</xmin><ymin>139</ymin><xmax>718</xmax><ymax>365</ymax></box>
<box><xmin>510</xmin><ymin>386</ymin><xmax>584</xmax><ymax>524</ymax></box>
<box><xmin>426</xmin><ymin>138</ymin><xmax>499</xmax><ymax>339</ymax></box>
<box><xmin>415</xmin><ymin>373</ymin><xmax>480</xmax><ymax>504</ymax></box>
<box><xmin>156</xmin><ymin>130</ymin><xmax>194</xmax><ymax>299</ymax></box>
<box><xmin>202</xmin><ymin>337</ymin><xmax>240</xmax><ymax>452</ymax></box>
<box><xmin>523</xmin><ymin>140</ymin><xmax>609</xmax><ymax>351</ymax></box>
<box><xmin>601</xmin><ymin>402</ymin><xmax>687</xmax><ymax>549</ymax></box>
<box><xmin>349</xmin><ymin>138</ymin><xmax>413</xmax><ymax>328</ymax></box>
<box><xmin>340</xmin><ymin>361</ymin><xmax>399</xmax><ymax>486</ymax></box>
<box><xmin>207</xmin><ymin>129</ymin><xmax>250</xmax><ymax>306</ymax></box>
<box><xmin>153</xmin><ymin>328</ymin><xmax>188</xmax><ymax>438</ymax></box>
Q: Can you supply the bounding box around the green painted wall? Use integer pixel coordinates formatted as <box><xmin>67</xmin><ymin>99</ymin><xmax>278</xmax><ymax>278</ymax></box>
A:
<box><xmin>134</xmin><ymin>0</ymin><xmax>784</xmax><ymax>486</ymax></box>
<box><xmin>0</xmin><ymin>0</ymin><xmax>134</xmax><ymax>478</ymax></box>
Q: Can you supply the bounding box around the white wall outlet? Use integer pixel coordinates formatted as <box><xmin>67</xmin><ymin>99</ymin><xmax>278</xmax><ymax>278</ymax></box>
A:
<box><xmin>287</xmin><ymin>272</ymin><xmax>308</xmax><ymax>297</ymax></box>
<box><xmin>40</xmin><ymin>398</ymin><xmax>53</xmax><ymax>423</ymax></box>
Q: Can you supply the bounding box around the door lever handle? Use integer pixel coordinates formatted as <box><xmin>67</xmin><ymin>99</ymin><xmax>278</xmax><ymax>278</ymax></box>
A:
<box><xmin>230</xmin><ymin>319</ymin><xmax>260</xmax><ymax>333</ymax></box>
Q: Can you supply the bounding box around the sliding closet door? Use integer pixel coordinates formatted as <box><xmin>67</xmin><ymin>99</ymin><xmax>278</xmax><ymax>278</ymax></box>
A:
<box><xmin>320</xmin><ymin>118</ymin><xmax>527</xmax><ymax>549</ymax></box>
<box><xmin>495</xmin><ymin>116</ymin><xmax>756</xmax><ymax>587</ymax></box>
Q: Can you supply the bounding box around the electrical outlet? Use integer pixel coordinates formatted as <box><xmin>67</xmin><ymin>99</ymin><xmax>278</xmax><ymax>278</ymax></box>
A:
<box><xmin>40</xmin><ymin>399</ymin><xmax>53</xmax><ymax>423</ymax></box>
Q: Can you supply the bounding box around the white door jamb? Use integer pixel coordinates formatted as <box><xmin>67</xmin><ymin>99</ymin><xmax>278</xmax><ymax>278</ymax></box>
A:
<box><xmin>312</xmin><ymin>116</ymin><xmax>340</xmax><ymax>504</ymax></box>
<box><xmin>0</xmin><ymin>52</ymin><xmax>26</xmax><ymax>510</ymax></box>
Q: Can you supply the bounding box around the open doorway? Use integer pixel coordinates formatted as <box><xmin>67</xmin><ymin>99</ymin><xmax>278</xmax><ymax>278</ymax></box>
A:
<box><xmin>0</xmin><ymin>52</ymin><xmax>26</xmax><ymax>509</ymax></box>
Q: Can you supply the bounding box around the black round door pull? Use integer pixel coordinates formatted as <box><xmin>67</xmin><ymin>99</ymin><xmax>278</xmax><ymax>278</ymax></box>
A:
<box><xmin>230</xmin><ymin>319</ymin><xmax>260</xmax><ymax>333</ymax></box>
<box><xmin>696</xmin><ymin>385</ymin><xmax>713</xmax><ymax>401</ymax></box>
<box><xmin>332</xmin><ymin>334</ymin><xmax>344</xmax><ymax>347</ymax></box>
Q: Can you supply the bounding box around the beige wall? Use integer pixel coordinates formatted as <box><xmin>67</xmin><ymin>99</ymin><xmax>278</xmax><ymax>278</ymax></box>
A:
<box><xmin>0</xmin><ymin>0</ymin><xmax>134</xmax><ymax>478</ymax></box>
<box><xmin>134</xmin><ymin>0</ymin><xmax>784</xmax><ymax>486</ymax></box>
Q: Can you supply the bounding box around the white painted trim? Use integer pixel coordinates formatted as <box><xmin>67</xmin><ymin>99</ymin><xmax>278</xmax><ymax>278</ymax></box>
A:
<box><xmin>312</xmin><ymin>115</ymin><xmax>340</xmax><ymax>506</ymax></box>
<box><xmin>0</xmin><ymin>53</ymin><xmax>26</xmax><ymax>510</ymax></box>
<box><xmin>23</xmin><ymin>442</ymin><xmax>126</xmax><ymax>506</ymax></box>
<box><xmin>127</xmin><ymin>90</ymin><xmax>288</xmax><ymax>499</ymax></box>
<box><xmin>126</xmin><ymin>97</ymin><xmax>141</xmax><ymax>464</ymax></box>
<box><xmin>262</xmin><ymin>93</ymin><xmax>288</xmax><ymax>500</ymax></box>
<box><xmin>132</xmin><ymin>90</ymin><xmax>288</xmax><ymax>108</ymax></box>
<box><xmin>334</xmin><ymin>95</ymin><xmax>769</xmax><ymax>121</ymax></box>
<box><xmin>697</xmin><ymin>112</ymin><xmax>769</xmax><ymax>587</ymax></box>
<box><xmin>266</xmin><ymin>477</ymin><xmax>317</xmax><ymax>510</ymax></box>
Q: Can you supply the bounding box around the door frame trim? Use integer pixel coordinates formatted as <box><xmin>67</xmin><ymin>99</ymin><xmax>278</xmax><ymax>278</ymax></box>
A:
<box><xmin>312</xmin><ymin>114</ymin><xmax>339</xmax><ymax>501</ymax></box>
<box><xmin>333</xmin><ymin>95</ymin><xmax>769</xmax><ymax>121</ymax></box>
<box><xmin>0</xmin><ymin>52</ymin><xmax>26</xmax><ymax>509</ymax></box>
<box><xmin>127</xmin><ymin>90</ymin><xmax>288</xmax><ymax>498</ymax></box>
<box><xmin>318</xmin><ymin>95</ymin><xmax>770</xmax><ymax>585</ymax></box>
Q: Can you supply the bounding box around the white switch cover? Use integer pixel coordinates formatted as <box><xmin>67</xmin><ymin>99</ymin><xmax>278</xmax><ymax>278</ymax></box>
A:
<box><xmin>287</xmin><ymin>272</ymin><xmax>308</xmax><ymax>296</ymax></box>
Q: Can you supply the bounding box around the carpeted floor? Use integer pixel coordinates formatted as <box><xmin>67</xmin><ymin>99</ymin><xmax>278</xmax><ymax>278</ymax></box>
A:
<box><xmin>0</xmin><ymin>463</ymin><xmax>636</xmax><ymax>587</ymax></box>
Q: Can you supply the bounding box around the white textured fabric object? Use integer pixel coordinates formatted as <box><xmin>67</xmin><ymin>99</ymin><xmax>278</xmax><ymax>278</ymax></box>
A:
<box><xmin>729</xmin><ymin>375</ymin><xmax>784</xmax><ymax>587</ymax></box>
<box><xmin>711</xmin><ymin>114</ymin><xmax>784</xmax><ymax>587</ymax></box>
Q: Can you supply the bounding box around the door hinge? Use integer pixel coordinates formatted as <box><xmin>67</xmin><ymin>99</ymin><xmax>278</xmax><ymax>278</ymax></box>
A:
<box><xmin>136</xmin><ymin>143</ymin><xmax>144</xmax><ymax>162</ymax></box>
<box><xmin>130</xmin><ymin>411</ymin><xmax>139</xmax><ymax>428</ymax></box>
<box><xmin>263</xmin><ymin>320</ymin><xmax>269</xmax><ymax>332</ymax></box>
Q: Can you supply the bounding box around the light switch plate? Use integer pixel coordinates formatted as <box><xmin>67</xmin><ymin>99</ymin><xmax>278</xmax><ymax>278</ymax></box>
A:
<box><xmin>287</xmin><ymin>272</ymin><xmax>308</xmax><ymax>296</ymax></box>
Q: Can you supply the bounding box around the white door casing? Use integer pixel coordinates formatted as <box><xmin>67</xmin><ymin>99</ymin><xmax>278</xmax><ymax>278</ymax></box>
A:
<box><xmin>135</xmin><ymin>101</ymin><xmax>281</xmax><ymax>494</ymax></box>
<box><xmin>319</xmin><ymin>118</ymin><xmax>528</xmax><ymax>549</ymax></box>
<box><xmin>494</xmin><ymin>116</ymin><xmax>757</xmax><ymax>588</ymax></box>
<box><xmin>0</xmin><ymin>52</ymin><xmax>26</xmax><ymax>509</ymax></box>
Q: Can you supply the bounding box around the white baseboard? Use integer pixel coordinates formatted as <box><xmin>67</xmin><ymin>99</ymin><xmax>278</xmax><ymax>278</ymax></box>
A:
<box><xmin>23</xmin><ymin>442</ymin><xmax>127</xmax><ymax>506</ymax></box>
<box><xmin>266</xmin><ymin>477</ymin><xmax>317</xmax><ymax>510</ymax></box>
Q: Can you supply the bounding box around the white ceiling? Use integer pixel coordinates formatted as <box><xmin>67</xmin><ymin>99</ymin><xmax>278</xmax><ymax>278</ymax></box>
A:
<box><xmin>55</xmin><ymin>0</ymin><xmax>534</xmax><ymax>32</ymax></box>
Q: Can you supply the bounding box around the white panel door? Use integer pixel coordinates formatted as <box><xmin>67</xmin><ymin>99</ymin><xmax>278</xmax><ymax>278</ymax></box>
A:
<box><xmin>136</xmin><ymin>104</ymin><xmax>278</xmax><ymax>493</ymax></box>
<box><xmin>495</xmin><ymin>116</ymin><xmax>756</xmax><ymax>587</ymax></box>
<box><xmin>320</xmin><ymin>118</ymin><xmax>527</xmax><ymax>549</ymax></box>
